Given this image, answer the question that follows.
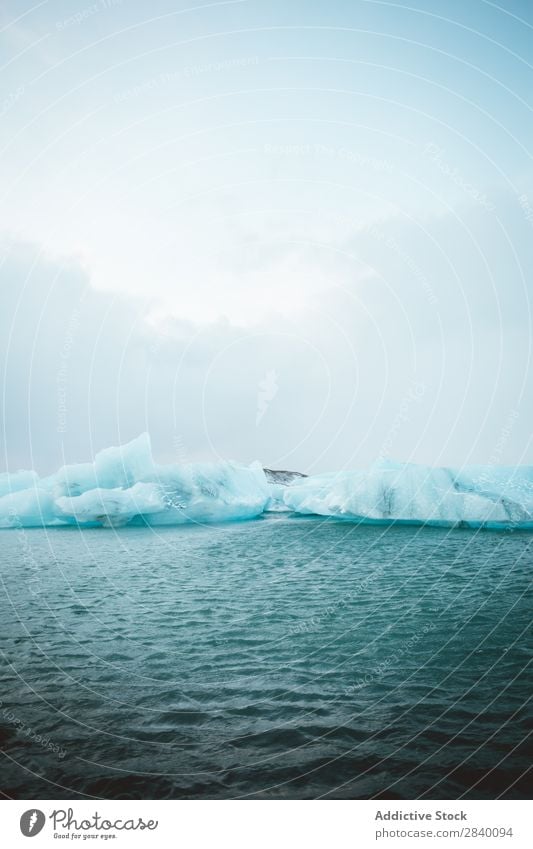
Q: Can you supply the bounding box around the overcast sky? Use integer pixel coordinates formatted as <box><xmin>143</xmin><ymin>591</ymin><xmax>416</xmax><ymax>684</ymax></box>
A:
<box><xmin>1</xmin><ymin>0</ymin><xmax>532</xmax><ymax>475</ymax></box>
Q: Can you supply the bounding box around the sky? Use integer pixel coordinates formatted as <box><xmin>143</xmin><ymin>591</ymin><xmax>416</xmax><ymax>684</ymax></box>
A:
<box><xmin>1</xmin><ymin>0</ymin><xmax>532</xmax><ymax>475</ymax></box>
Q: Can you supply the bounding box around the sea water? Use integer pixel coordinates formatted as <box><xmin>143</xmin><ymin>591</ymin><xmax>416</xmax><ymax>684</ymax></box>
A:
<box><xmin>0</xmin><ymin>516</ymin><xmax>531</xmax><ymax>798</ymax></box>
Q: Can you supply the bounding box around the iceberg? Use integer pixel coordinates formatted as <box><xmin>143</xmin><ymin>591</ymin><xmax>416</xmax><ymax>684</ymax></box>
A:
<box><xmin>282</xmin><ymin>460</ymin><xmax>533</xmax><ymax>529</ymax></box>
<box><xmin>0</xmin><ymin>434</ymin><xmax>270</xmax><ymax>528</ymax></box>
<box><xmin>0</xmin><ymin>436</ymin><xmax>531</xmax><ymax>530</ymax></box>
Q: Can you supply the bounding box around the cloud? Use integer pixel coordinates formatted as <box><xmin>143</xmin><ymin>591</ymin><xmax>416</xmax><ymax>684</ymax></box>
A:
<box><xmin>1</xmin><ymin>182</ymin><xmax>532</xmax><ymax>480</ymax></box>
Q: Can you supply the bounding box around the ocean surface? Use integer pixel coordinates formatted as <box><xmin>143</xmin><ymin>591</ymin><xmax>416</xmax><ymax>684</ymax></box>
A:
<box><xmin>0</xmin><ymin>516</ymin><xmax>531</xmax><ymax>799</ymax></box>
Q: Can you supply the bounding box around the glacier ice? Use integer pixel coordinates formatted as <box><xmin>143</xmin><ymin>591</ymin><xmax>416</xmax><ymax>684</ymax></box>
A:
<box><xmin>282</xmin><ymin>460</ymin><xmax>533</xmax><ymax>529</ymax></box>
<box><xmin>0</xmin><ymin>469</ymin><xmax>38</xmax><ymax>497</ymax></box>
<box><xmin>0</xmin><ymin>434</ymin><xmax>270</xmax><ymax>528</ymax></box>
<box><xmin>0</xmin><ymin>437</ymin><xmax>532</xmax><ymax>530</ymax></box>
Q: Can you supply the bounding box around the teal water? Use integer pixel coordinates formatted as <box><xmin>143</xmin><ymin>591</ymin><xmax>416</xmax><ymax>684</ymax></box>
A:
<box><xmin>0</xmin><ymin>516</ymin><xmax>531</xmax><ymax>799</ymax></box>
